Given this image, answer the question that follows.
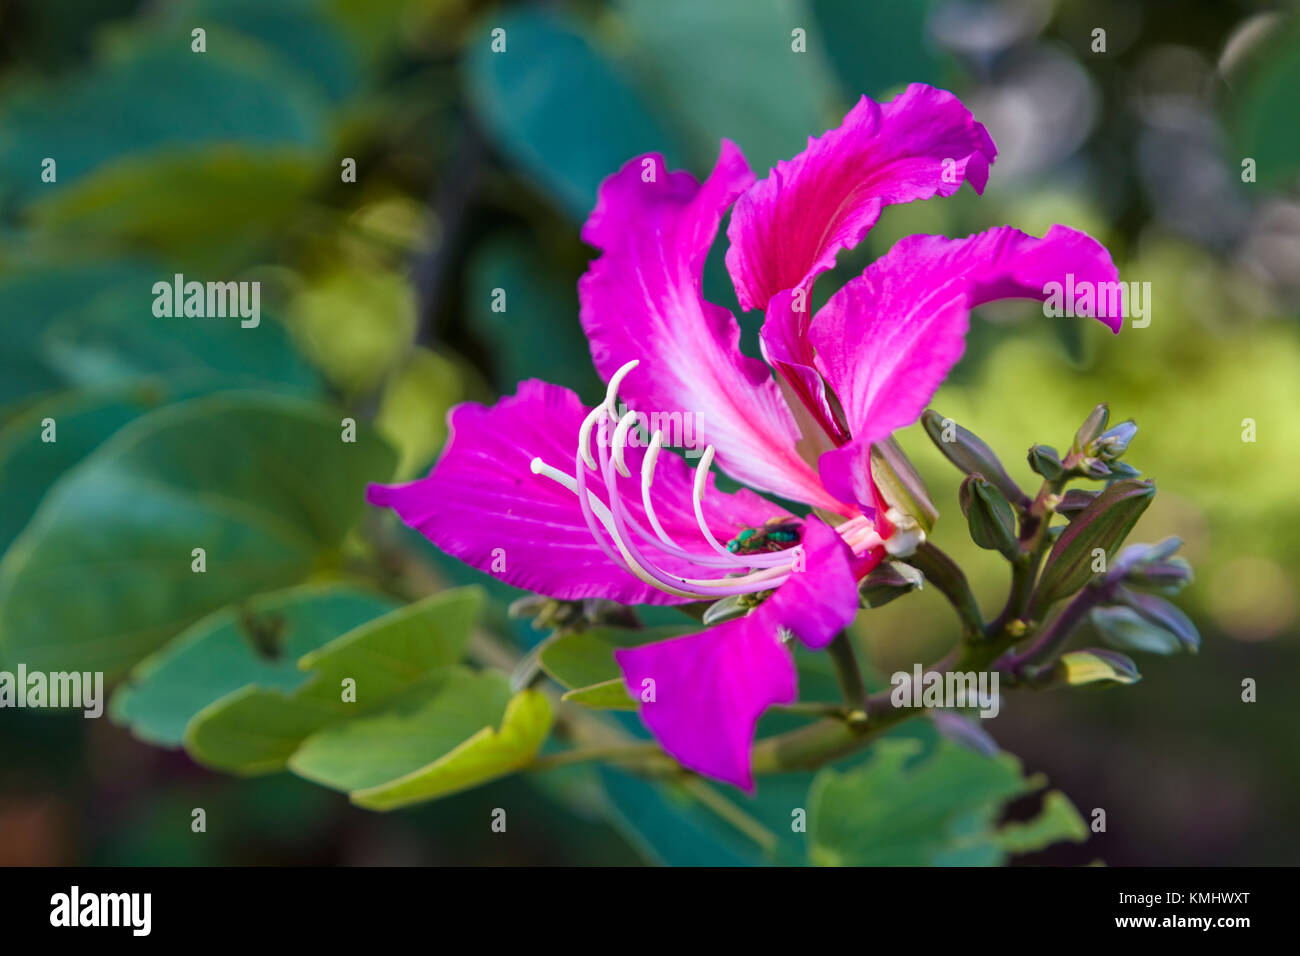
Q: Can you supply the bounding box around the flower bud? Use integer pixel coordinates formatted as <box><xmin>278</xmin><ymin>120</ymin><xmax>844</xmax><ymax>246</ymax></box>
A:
<box><xmin>1072</xmin><ymin>403</ymin><xmax>1110</xmax><ymax>455</ymax></box>
<box><xmin>857</xmin><ymin>560</ymin><xmax>925</xmax><ymax>608</ymax></box>
<box><xmin>870</xmin><ymin>437</ymin><xmax>938</xmax><ymax>534</ymax></box>
<box><xmin>1089</xmin><ymin>420</ymin><xmax>1138</xmax><ymax>461</ymax></box>
<box><xmin>1125</xmin><ymin>557</ymin><xmax>1194</xmax><ymax>595</ymax></box>
<box><xmin>1089</xmin><ymin>605</ymin><xmax>1184</xmax><ymax>655</ymax></box>
<box><xmin>921</xmin><ymin>410</ymin><xmax>1028</xmax><ymax>507</ymax></box>
<box><xmin>1053</xmin><ymin>649</ymin><xmax>1142</xmax><ymax>687</ymax></box>
<box><xmin>1076</xmin><ymin>457</ymin><xmax>1112</xmax><ymax>480</ymax></box>
<box><xmin>959</xmin><ymin>474</ymin><xmax>1020</xmax><ymax>560</ymax></box>
<box><xmin>1027</xmin><ymin>443</ymin><xmax>1064</xmax><ymax>481</ymax></box>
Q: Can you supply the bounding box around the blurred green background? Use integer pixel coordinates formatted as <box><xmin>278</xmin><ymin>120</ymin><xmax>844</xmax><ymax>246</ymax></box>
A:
<box><xmin>1</xmin><ymin>0</ymin><xmax>1298</xmax><ymax>865</ymax></box>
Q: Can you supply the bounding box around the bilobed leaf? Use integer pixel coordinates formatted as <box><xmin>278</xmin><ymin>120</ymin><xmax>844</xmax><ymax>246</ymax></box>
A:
<box><xmin>183</xmin><ymin>685</ymin><xmax>346</xmax><ymax>776</ymax></box>
<box><xmin>182</xmin><ymin>588</ymin><xmax>483</xmax><ymax>774</ymax></box>
<box><xmin>561</xmin><ymin>678</ymin><xmax>637</xmax><ymax>711</ymax></box>
<box><xmin>808</xmin><ymin>739</ymin><xmax>1085</xmax><ymax>866</ymax></box>
<box><xmin>111</xmin><ymin>585</ymin><xmax>397</xmax><ymax>747</ymax></box>
<box><xmin>539</xmin><ymin>625</ymin><xmax>693</xmax><ymax>690</ymax></box>
<box><xmin>0</xmin><ymin>393</ymin><xmax>396</xmax><ymax>678</ymax></box>
<box><xmin>286</xmin><ymin>668</ymin><xmax>512</xmax><ymax>793</ymax></box>
<box><xmin>349</xmin><ymin>689</ymin><xmax>555</xmax><ymax>810</ymax></box>
<box><xmin>1032</xmin><ymin>478</ymin><xmax>1156</xmax><ymax>613</ymax></box>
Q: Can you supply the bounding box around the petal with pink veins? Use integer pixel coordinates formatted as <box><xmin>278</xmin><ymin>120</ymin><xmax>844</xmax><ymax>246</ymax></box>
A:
<box><xmin>726</xmin><ymin>84</ymin><xmax>997</xmax><ymax>315</ymax></box>
<box><xmin>814</xmin><ymin>225</ymin><xmax>1122</xmax><ymax>510</ymax></box>
<box><xmin>579</xmin><ymin>142</ymin><xmax>844</xmax><ymax>513</ymax></box>
<box><xmin>367</xmin><ymin>379</ymin><xmax>791</xmax><ymax>606</ymax></box>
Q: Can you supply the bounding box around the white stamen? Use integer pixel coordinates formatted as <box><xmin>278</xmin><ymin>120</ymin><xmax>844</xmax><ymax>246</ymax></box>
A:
<box><xmin>611</xmin><ymin>410</ymin><xmax>639</xmax><ymax>478</ymax></box>
<box><xmin>603</xmin><ymin>359</ymin><xmax>639</xmax><ymax>421</ymax></box>
<box><xmin>640</xmin><ymin>431</ymin><xmax>679</xmax><ymax>548</ymax></box>
<box><xmin>576</xmin><ymin>405</ymin><xmax>605</xmax><ymax>471</ymax></box>
<box><xmin>691</xmin><ymin>445</ymin><xmax>745</xmax><ymax>560</ymax></box>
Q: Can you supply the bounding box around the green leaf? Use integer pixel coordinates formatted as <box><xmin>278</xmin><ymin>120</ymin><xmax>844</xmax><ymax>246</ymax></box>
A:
<box><xmin>31</xmin><ymin>147</ymin><xmax>320</xmax><ymax>270</ymax></box>
<box><xmin>286</xmin><ymin>668</ymin><xmax>512</xmax><ymax>793</ymax></box>
<box><xmin>183</xmin><ymin>685</ymin><xmax>345</xmax><ymax>776</ymax></box>
<box><xmin>464</xmin><ymin>235</ymin><xmax>601</xmax><ymax>398</ymax></box>
<box><xmin>464</xmin><ymin>9</ymin><xmax>684</xmax><ymax>220</ymax></box>
<box><xmin>295</xmin><ymin>587</ymin><xmax>484</xmax><ymax>703</ymax></box>
<box><xmin>110</xmin><ymin>585</ymin><xmax>396</xmax><ymax>747</ymax></box>
<box><xmin>538</xmin><ymin>625</ymin><xmax>692</xmax><ymax>690</ymax></box>
<box><xmin>598</xmin><ymin>767</ymin><xmax>767</xmax><ymax>866</ymax></box>
<box><xmin>1032</xmin><ymin>478</ymin><xmax>1156</xmax><ymax>613</ymax></box>
<box><xmin>1227</xmin><ymin>18</ymin><xmax>1300</xmax><ymax>189</ymax></box>
<box><xmin>613</xmin><ymin>0</ymin><xmax>840</xmax><ymax>173</ymax></box>
<box><xmin>0</xmin><ymin>393</ymin><xmax>395</xmax><ymax>678</ymax></box>
<box><xmin>0</xmin><ymin>382</ymin><xmax>201</xmax><ymax>555</ymax></box>
<box><xmin>995</xmin><ymin>790</ymin><xmax>1089</xmax><ymax>855</ymax></box>
<box><xmin>349</xmin><ymin>689</ymin><xmax>555</xmax><ymax>810</ymax></box>
<box><xmin>45</xmin><ymin>285</ymin><xmax>321</xmax><ymax>394</ymax></box>
<box><xmin>813</xmin><ymin>0</ymin><xmax>943</xmax><ymax>97</ymax></box>
<box><xmin>182</xmin><ymin>588</ymin><xmax>484</xmax><ymax>774</ymax></box>
<box><xmin>808</xmin><ymin>739</ymin><xmax>1084</xmax><ymax>866</ymax></box>
<box><xmin>0</xmin><ymin>39</ymin><xmax>325</xmax><ymax>206</ymax></box>
<box><xmin>0</xmin><ymin>261</ymin><xmax>159</xmax><ymax>408</ymax></box>
<box><xmin>560</xmin><ymin>678</ymin><xmax>637</xmax><ymax>711</ymax></box>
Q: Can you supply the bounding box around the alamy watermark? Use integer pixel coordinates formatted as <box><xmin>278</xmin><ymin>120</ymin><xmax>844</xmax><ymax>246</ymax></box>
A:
<box><xmin>152</xmin><ymin>273</ymin><xmax>260</xmax><ymax>328</ymax></box>
<box><xmin>50</xmin><ymin>886</ymin><xmax>151</xmax><ymax>936</ymax></box>
<box><xmin>890</xmin><ymin>664</ymin><xmax>1000</xmax><ymax>718</ymax></box>
<box><xmin>1043</xmin><ymin>273</ymin><xmax>1151</xmax><ymax>328</ymax></box>
<box><xmin>0</xmin><ymin>664</ymin><xmax>103</xmax><ymax>718</ymax></box>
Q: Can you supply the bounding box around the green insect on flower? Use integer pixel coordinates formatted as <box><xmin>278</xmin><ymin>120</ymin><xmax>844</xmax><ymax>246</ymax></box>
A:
<box><xmin>726</xmin><ymin>518</ymin><xmax>804</xmax><ymax>555</ymax></box>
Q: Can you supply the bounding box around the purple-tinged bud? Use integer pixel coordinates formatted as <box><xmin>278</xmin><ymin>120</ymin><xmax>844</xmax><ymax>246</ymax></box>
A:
<box><xmin>1072</xmin><ymin>403</ymin><xmax>1110</xmax><ymax>456</ymax></box>
<box><xmin>1089</xmin><ymin>420</ymin><xmax>1138</xmax><ymax>461</ymax></box>
<box><xmin>1027</xmin><ymin>444</ymin><xmax>1064</xmax><ymax>481</ymax></box>
<box><xmin>922</xmin><ymin>409</ymin><xmax>1029</xmax><ymax>508</ymax></box>
<box><xmin>857</xmin><ymin>560</ymin><xmax>925</xmax><ymax>608</ymax></box>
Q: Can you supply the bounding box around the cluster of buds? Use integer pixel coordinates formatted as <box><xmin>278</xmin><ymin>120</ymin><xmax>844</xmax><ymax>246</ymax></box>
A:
<box><xmin>859</xmin><ymin>402</ymin><xmax>1197</xmax><ymax>692</ymax></box>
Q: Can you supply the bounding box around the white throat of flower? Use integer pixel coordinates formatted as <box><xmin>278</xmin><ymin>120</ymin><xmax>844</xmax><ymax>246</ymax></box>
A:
<box><xmin>529</xmin><ymin>360</ymin><xmax>883</xmax><ymax>601</ymax></box>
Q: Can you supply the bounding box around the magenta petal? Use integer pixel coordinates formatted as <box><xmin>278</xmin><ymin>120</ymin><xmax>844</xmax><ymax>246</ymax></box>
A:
<box><xmin>614</xmin><ymin>518</ymin><xmax>859</xmax><ymax>789</ymax></box>
<box><xmin>726</xmin><ymin>84</ymin><xmax>996</xmax><ymax>314</ymax></box>
<box><xmin>814</xmin><ymin>225</ymin><xmax>1121</xmax><ymax>509</ymax></box>
<box><xmin>367</xmin><ymin>379</ymin><xmax>789</xmax><ymax>606</ymax></box>
<box><xmin>579</xmin><ymin>142</ymin><xmax>843</xmax><ymax>513</ymax></box>
<box><xmin>614</xmin><ymin>614</ymin><xmax>797</xmax><ymax>791</ymax></box>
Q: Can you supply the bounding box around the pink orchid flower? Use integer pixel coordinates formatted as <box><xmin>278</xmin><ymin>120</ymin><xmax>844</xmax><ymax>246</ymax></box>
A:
<box><xmin>368</xmin><ymin>84</ymin><xmax>1122</xmax><ymax>790</ymax></box>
